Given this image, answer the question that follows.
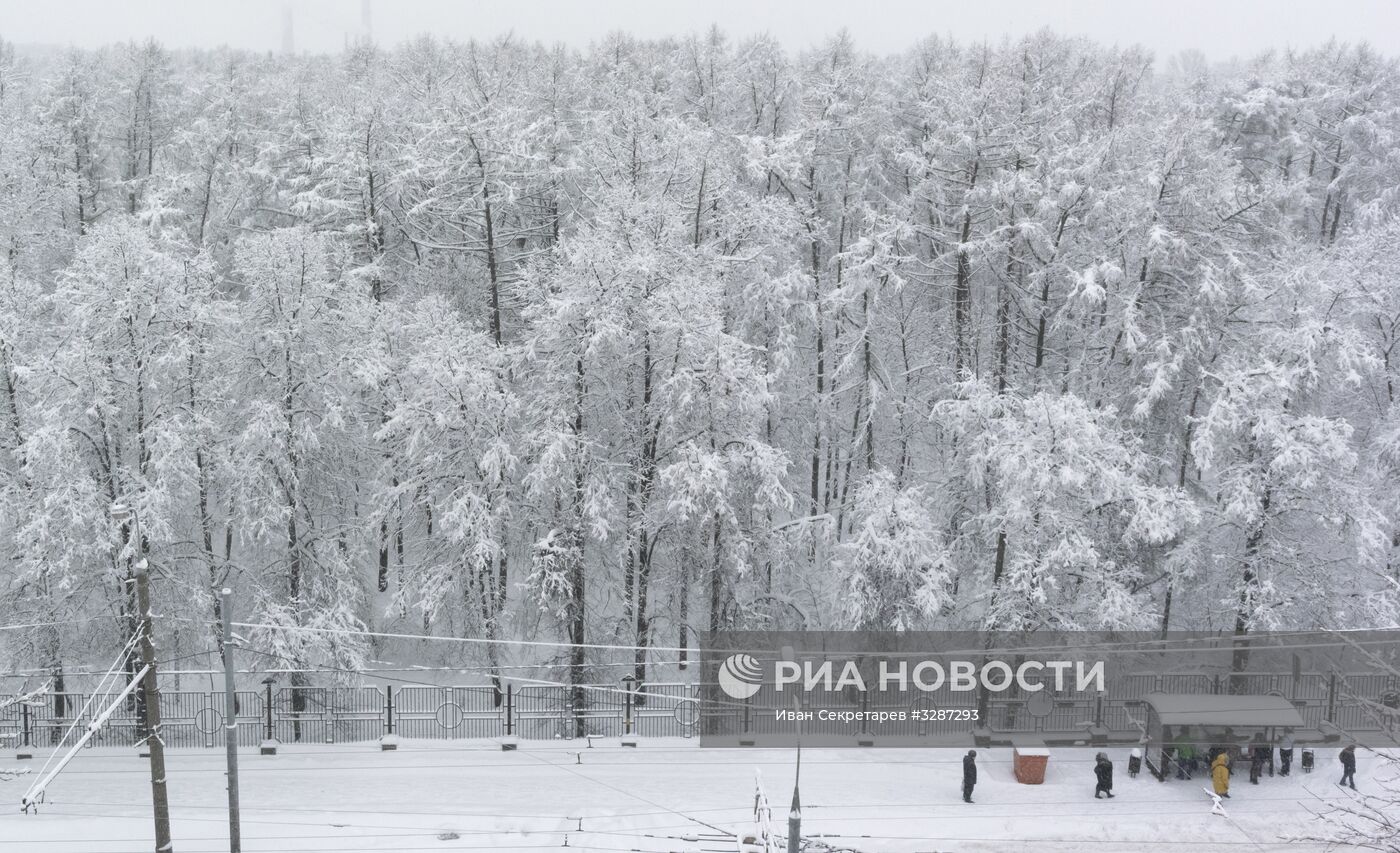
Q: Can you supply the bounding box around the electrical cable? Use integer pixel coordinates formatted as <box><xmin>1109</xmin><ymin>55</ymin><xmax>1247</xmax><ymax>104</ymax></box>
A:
<box><xmin>24</xmin><ymin>628</ymin><xmax>143</xmax><ymax>798</ymax></box>
<box><xmin>221</xmin><ymin>619</ymin><xmax>1400</xmax><ymax>660</ymax></box>
<box><xmin>0</xmin><ymin>618</ymin><xmax>100</xmax><ymax>633</ymax></box>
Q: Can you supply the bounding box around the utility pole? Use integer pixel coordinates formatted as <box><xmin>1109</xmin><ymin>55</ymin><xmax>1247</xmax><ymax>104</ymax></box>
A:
<box><xmin>788</xmin><ymin>698</ymin><xmax>801</xmax><ymax>853</ymax></box>
<box><xmin>787</xmin><ymin>746</ymin><xmax>801</xmax><ymax>853</ymax></box>
<box><xmin>135</xmin><ymin>563</ymin><xmax>174</xmax><ymax>852</ymax></box>
<box><xmin>220</xmin><ymin>589</ymin><xmax>242</xmax><ymax>852</ymax></box>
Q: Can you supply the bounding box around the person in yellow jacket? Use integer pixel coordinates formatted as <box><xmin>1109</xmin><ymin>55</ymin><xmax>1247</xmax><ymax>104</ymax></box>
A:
<box><xmin>1211</xmin><ymin>752</ymin><xmax>1232</xmax><ymax>798</ymax></box>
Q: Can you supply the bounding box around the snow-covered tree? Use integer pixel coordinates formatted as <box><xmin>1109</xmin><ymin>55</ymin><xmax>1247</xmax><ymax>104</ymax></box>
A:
<box><xmin>227</xmin><ymin>227</ymin><xmax>376</xmax><ymax>702</ymax></box>
<box><xmin>935</xmin><ymin>382</ymin><xmax>1196</xmax><ymax>630</ymax></box>
<box><xmin>0</xmin><ymin>30</ymin><xmax>1394</xmax><ymax>692</ymax></box>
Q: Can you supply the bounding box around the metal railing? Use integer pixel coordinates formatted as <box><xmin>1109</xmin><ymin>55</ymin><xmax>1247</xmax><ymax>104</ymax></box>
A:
<box><xmin>2</xmin><ymin>673</ymin><xmax>1394</xmax><ymax>748</ymax></box>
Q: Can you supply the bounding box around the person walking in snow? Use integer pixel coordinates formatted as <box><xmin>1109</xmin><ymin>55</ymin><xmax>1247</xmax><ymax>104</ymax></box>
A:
<box><xmin>1211</xmin><ymin>751</ymin><xmax>1231</xmax><ymax>799</ymax></box>
<box><xmin>1279</xmin><ymin>730</ymin><xmax>1294</xmax><ymax>777</ymax></box>
<box><xmin>962</xmin><ymin>750</ymin><xmax>977</xmax><ymax>803</ymax></box>
<box><xmin>1339</xmin><ymin>745</ymin><xmax>1357</xmax><ymax>790</ymax></box>
<box><xmin>1094</xmin><ymin>752</ymin><xmax>1115</xmax><ymax>799</ymax></box>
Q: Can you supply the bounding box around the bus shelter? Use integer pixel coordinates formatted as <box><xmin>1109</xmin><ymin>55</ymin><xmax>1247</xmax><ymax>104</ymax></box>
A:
<box><xmin>1140</xmin><ymin>692</ymin><xmax>1307</xmax><ymax>781</ymax></box>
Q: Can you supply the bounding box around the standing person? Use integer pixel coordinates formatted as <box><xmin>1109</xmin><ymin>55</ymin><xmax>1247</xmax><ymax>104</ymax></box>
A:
<box><xmin>1339</xmin><ymin>745</ymin><xmax>1357</xmax><ymax>790</ymax></box>
<box><xmin>1249</xmin><ymin>735</ymin><xmax>1269</xmax><ymax>784</ymax></box>
<box><xmin>1207</xmin><ymin>733</ymin><xmax>1230</xmax><ymax>772</ymax></box>
<box><xmin>1223</xmin><ymin>729</ymin><xmax>1241</xmax><ymax>771</ymax></box>
<box><xmin>1176</xmin><ymin>727</ymin><xmax>1199</xmax><ymax>779</ymax></box>
<box><xmin>1094</xmin><ymin>752</ymin><xmax>1115</xmax><ymax>799</ymax></box>
<box><xmin>1279</xmin><ymin>730</ymin><xmax>1294</xmax><ymax>777</ymax></box>
<box><xmin>1176</xmin><ymin>740</ymin><xmax>1198</xmax><ymax>780</ymax></box>
<box><xmin>1211</xmin><ymin>752</ymin><xmax>1232</xmax><ymax>799</ymax></box>
<box><xmin>962</xmin><ymin>750</ymin><xmax>977</xmax><ymax>803</ymax></box>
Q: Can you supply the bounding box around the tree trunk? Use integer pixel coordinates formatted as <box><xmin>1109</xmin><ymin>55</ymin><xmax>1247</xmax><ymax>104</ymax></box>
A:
<box><xmin>1232</xmin><ymin>484</ymin><xmax>1271</xmax><ymax>684</ymax></box>
<box><xmin>708</xmin><ymin>518</ymin><xmax>726</xmax><ymax>635</ymax></box>
<box><xmin>472</xmin><ymin>139</ymin><xmax>503</xmax><ymax>346</ymax></box>
<box><xmin>1161</xmin><ymin>384</ymin><xmax>1203</xmax><ymax>636</ymax></box>
<box><xmin>568</xmin><ymin>356</ymin><xmax>587</xmax><ymax>737</ymax></box>
<box><xmin>953</xmin><ymin>160</ymin><xmax>979</xmax><ymax>377</ymax></box>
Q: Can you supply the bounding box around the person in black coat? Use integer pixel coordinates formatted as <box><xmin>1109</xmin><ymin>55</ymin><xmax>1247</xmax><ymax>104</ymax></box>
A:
<box><xmin>1340</xmin><ymin>745</ymin><xmax>1357</xmax><ymax>790</ymax></box>
<box><xmin>962</xmin><ymin>750</ymin><xmax>977</xmax><ymax>803</ymax></box>
<box><xmin>1249</xmin><ymin>735</ymin><xmax>1270</xmax><ymax>784</ymax></box>
<box><xmin>1094</xmin><ymin>752</ymin><xmax>1115</xmax><ymax>799</ymax></box>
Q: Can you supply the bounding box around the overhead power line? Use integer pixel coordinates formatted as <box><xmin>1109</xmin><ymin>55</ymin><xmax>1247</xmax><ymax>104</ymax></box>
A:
<box><xmin>222</xmin><ymin>619</ymin><xmax>1399</xmax><ymax>660</ymax></box>
<box><xmin>0</xmin><ymin>618</ymin><xmax>100</xmax><ymax>633</ymax></box>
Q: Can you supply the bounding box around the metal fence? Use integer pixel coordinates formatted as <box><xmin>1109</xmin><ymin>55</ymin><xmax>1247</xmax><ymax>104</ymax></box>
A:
<box><xmin>393</xmin><ymin>685</ymin><xmax>504</xmax><ymax>740</ymax></box>
<box><xmin>1</xmin><ymin>689</ymin><xmax>264</xmax><ymax>749</ymax></box>
<box><xmin>2</xmin><ymin>672</ymin><xmax>1395</xmax><ymax>749</ymax></box>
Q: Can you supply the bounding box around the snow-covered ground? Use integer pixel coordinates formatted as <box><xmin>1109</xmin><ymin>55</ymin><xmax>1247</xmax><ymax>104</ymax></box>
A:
<box><xmin>0</xmin><ymin>739</ymin><xmax>1386</xmax><ymax>852</ymax></box>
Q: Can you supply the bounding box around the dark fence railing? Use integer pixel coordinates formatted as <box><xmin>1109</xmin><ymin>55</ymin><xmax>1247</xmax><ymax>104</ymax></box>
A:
<box><xmin>0</xmin><ymin>689</ymin><xmax>265</xmax><ymax>749</ymax></box>
<box><xmin>2</xmin><ymin>673</ymin><xmax>1394</xmax><ymax>749</ymax></box>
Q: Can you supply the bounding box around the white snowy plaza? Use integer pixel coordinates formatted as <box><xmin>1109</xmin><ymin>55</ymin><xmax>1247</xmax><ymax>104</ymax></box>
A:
<box><xmin>1</xmin><ymin>740</ymin><xmax>1388</xmax><ymax>852</ymax></box>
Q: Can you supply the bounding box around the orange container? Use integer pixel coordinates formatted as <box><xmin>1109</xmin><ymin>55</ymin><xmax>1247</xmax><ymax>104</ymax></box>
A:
<box><xmin>1013</xmin><ymin>746</ymin><xmax>1050</xmax><ymax>784</ymax></box>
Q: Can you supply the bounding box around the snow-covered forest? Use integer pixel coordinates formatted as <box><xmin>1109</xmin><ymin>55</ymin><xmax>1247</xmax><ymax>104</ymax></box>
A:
<box><xmin>1</xmin><ymin>30</ymin><xmax>1399</xmax><ymax>693</ymax></box>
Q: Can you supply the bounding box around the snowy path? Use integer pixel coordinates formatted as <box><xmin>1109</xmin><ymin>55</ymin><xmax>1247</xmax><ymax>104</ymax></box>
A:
<box><xmin>0</xmin><ymin>740</ymin><xmax>1384</xmax><ymax>852</ymax></box>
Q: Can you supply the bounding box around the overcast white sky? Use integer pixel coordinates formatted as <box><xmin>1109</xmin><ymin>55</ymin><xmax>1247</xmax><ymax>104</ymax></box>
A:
<box><xmin>1</xmin><ymin>0</ymin><xmax>1398</xmax><ymax>60</ymax></box>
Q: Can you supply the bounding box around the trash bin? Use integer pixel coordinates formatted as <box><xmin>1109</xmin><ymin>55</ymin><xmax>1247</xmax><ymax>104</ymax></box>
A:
<box><xmin>1013</xmin><ymin>745</ymin><xmax>1050</xmax><ymax>784</ymax></box>
<box><xmin>1301</xmin><ymin>749</ymin><xmax>1314</xmax><ymax>773</ymax></box>
<box><xmin>1128</xmin><ymin>748</ymin><xmax>1142</xmax><ymax>778</ymax></box>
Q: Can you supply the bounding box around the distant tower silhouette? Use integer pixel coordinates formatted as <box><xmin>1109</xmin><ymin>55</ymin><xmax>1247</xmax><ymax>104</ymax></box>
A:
<box><xmin>281</xmin><ymin>2</ymin><xmax>295</xmax><ymax>54</ymax></box>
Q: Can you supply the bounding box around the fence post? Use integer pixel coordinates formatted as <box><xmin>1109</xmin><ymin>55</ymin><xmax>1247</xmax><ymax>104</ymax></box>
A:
<box><xmin>264</xmin><ymin>681</ymin><xmax>274</xmax><ymax>740</ymax></box>
<box><xmin>1327</xmin><ymin>673</ymin><xmax>1338</xmax><ymax>724</ymax></box>
<box><xmin>500</xmin><ymin>683</ymin><xmax>517</xmax><ymax>750</ymax></box>
<box><xmin>21</xmin><ymin>699</ymin><xmax>31</xmax><ymax>748</ymax></box>
<box><xmin>261</xmin><ymin>678</ymin><xmax>277</xmax><ymax>755</ymax></box>
<box><xmin>380</xmin><ymin>686</ymin><xmax>398</xmax><ymax>751</ymax></box>
<box><xmin>621</xmin><ymin>675</ymin><xmax>637</xmax><ymax>736</ymax></box>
